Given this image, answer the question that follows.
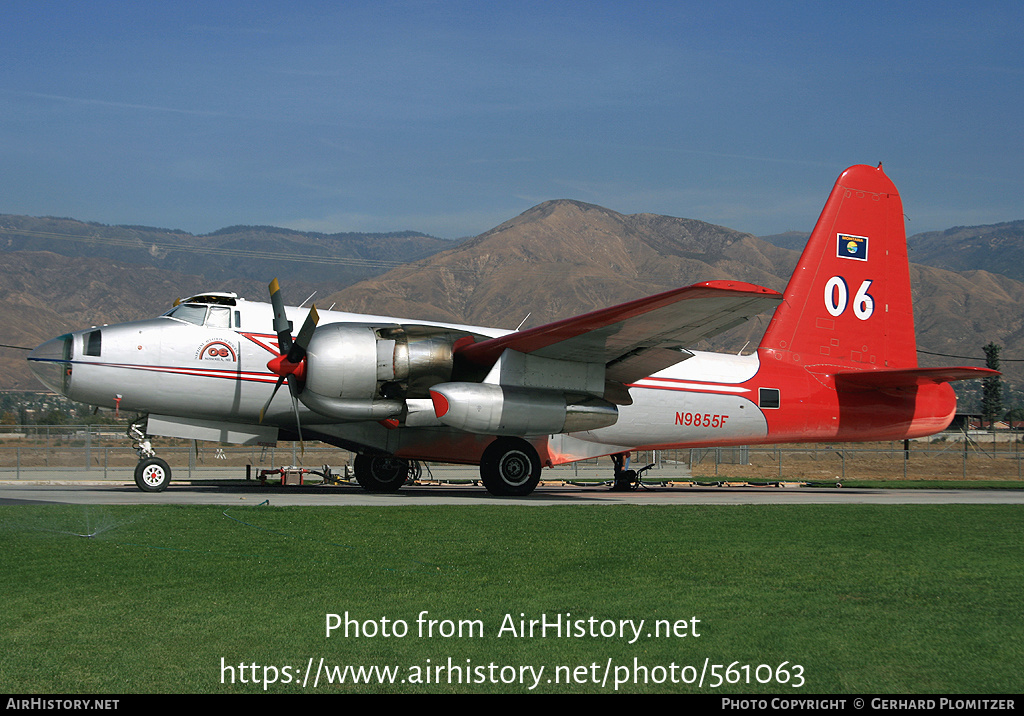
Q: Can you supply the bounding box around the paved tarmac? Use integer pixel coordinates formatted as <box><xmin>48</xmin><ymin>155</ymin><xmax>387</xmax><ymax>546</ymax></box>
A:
<box><xmin>1</xmin><ymin>465</ymin><xmax>1022</xmax><ymax>506</ymax></box>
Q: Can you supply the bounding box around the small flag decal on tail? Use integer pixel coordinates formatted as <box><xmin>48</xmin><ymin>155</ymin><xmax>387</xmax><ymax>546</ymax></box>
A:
<box><xmin>837</xmin><ymin>233</ymin><xmax>868</xmax><ymax>261</ymax></box>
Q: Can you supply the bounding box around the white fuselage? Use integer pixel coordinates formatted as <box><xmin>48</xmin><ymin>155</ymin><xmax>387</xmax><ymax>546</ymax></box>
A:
<box><xmin>29</xmin><ymin>296</ymin><xmax>772</xmax><ymax>464</ymax></box>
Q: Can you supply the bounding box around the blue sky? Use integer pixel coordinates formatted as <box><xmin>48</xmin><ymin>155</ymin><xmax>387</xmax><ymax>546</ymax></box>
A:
<box><xmin>2</xmin><ymin>1</ymin><xmax>1021</xmax><ymax>239</ymax></box>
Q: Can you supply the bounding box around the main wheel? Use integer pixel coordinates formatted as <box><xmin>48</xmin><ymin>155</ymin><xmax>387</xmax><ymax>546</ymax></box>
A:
<box><xmin>134</xmin><ymin>457</ymin><xmax>171</xmax><ymax>492</ymax></box>
<box><xmin>480</xmin><ymin>438</ymin><xmax>542</xmax><ymax>496</ymax></box>
<box><xmin>353</xmin><ymin>453</ymin><xmax>410</xmax><ymax>493</ymax></box>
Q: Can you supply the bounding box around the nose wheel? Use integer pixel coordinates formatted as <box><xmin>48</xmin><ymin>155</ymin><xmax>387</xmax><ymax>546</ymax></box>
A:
<box><xmin>134</xmin><ymin>457</ymin><xmax>172</xmax><ymax>492</ymax></box>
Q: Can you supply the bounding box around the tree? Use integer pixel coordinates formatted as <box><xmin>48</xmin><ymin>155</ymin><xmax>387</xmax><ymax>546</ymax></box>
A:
<box><xmin>981</xmin><ymin>342</ymin><xmax>1003</xmax><ymax>428</ymax></box>
<box><xmin>1004</xmin><ymin>407</ymin><xmax>1024</xmax><ymax>424</ymax></box>
<box><xmin>40</xmin><ymin>409</ymin><xmax>70</xmax><ymax>425</ymax></box>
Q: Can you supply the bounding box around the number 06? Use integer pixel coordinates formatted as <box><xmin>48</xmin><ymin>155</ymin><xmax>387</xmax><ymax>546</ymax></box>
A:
<box><xmin>824</xmin><ymin>277</ymin><xmax>874</xmax><ymax>320</ymax></box>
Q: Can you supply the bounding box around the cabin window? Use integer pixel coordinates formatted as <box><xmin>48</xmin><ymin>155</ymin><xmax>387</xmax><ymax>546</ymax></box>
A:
<box><xmin>84</xmin><ymin>330</ymin><xmax>102</xmax><ymax>357</ymax></box>
<box><xmin>759</xmin><ymin>387</ymin><xmax>780</xmax><ymax>409</ymax></box>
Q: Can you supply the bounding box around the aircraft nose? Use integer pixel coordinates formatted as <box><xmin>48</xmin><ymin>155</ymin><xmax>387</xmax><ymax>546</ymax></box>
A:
<box><xmin>27</xmin><ymin>334</ymin><xmax>73</xmax><ymax>396</ymax></box>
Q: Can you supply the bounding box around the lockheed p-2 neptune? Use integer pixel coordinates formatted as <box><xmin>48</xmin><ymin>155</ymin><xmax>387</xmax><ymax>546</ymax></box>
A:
<box><xmin>27</xmin><ymin>165</ymin><xmax>993</xmax><ymax>495</ymax></box>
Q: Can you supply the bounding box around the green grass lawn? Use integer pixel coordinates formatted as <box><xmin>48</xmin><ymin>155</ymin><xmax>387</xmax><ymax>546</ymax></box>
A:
<box><xmin>1</xmin><ymin>504</ymin><xmax>1021</xmax><ymax>693</ymax></box>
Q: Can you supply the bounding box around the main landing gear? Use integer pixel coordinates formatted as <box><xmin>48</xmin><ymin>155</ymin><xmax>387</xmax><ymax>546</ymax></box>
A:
<box><xmin>353</xmin><ymin>453</ymin><xmax>416</xmax><ymax>493</ymax></box>
<box><xmin>352</xmin><ymin>439</ymin><xmax>542</xmax><ymax>497</ymax></box>
<box><xmin>610</xmin><ymin>452</ymin><xmax>654</xmax><ymax>491</ymax></box>
<box><xmin>129</xmin><ymin>421</ymin><xmax>171</xmax><ymax>492</ymax></box>
<box><xmin>480</xmin><ymin>437</ymin><xmax>542</xmax><ymax>497</ymax></box>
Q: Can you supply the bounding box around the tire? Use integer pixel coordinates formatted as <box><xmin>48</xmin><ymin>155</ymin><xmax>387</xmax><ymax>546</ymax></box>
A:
<box><xmin>353</xmin><ymin>453</ymin><xmax>409</xmax><ymax>493</ymax></box>
<box><xmin>134</xmin><ymin>457</ymin><xmax>171</xmax><ymax>492</ymax></box>
<box><xmin>480</xmin><ymin>438</ymin><xmax>542</xmax><ymax>497</ymax></box>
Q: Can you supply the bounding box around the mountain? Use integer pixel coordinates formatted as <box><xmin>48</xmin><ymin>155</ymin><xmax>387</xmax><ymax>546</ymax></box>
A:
<box><xmin>0</xmin><ymin>250</ymin><xmax>271</xmax><ymax>388</ymax></box>
<box><xmin>906</xmin><ymin>220</ymin><xmax>1024</xmax><ymax>282</ymax></box>
<box><xmin>758</xmin><ymin>231</ymin><xmax>810</xmax><ymax>252</ymax></box>
<box><xmin>0</xmin><ymin>214</ymin><xmax>460</xmax><ymax>392</ymax></box>
<box><xmin>324</xmin><ymin>200</ymin><xmax>1024</xmax><ymax>406</ymax></box>
<box><xmin>323</xmin><ymin>199</ymin><xmax>799</xmax><ymax>336</ymax></box>
<box><xmin>761</xmin><ymin>221</ymin><xmax>1024</xmax><ymax>287</ymax></box>
<box><xmin>4</xmin><ymin>203</ymin><xmax>1023</xmax><ymax>411</ymax></box>
<box><xmin>0</xmin><ymin>214</ymin><xmax>454</xmax><ymax>292</ymax></box>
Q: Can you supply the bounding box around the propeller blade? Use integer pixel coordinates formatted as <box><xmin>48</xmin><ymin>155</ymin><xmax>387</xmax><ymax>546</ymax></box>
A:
<box><xmin>268</xmin><ymin>278</ymin><xmax>293</xmax><ymax>355</ymax></box>
<box><xmin>288</xmin><ymin>376</ymin><xmax>306</xmax><ymax>457</ymax></box>
<box><xmin>264</xmin><ymin>280</ymin><xmax>317</xmax><ymax>449</ymax></box>
<box><xmin>259</xmin><ymin>375</ymin><xmax>287</xmax><ymax>423</ymax></box>
<box><xmin>287</xmin><ymin>304</ymin><xmax>319</xmax><ymax>365</ymax></box>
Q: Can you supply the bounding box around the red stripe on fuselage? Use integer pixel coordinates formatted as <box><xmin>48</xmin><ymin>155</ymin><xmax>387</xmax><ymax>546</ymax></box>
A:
<box><xmin>77</xmin><ymin>361</ymin><xmax>278</xmax><ymax>384</ymax></box>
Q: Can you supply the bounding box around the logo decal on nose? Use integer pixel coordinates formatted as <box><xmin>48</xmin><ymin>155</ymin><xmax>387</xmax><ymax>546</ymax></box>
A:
<box><xmin>196</xmin><ymin>340</ymin><xmax>238</xmax><ymax>362</ymax></box>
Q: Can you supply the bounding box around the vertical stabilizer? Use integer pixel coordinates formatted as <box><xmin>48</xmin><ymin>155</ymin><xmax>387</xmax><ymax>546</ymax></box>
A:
<box><xmin>759</xmin><ymin>164</ymin><xmax>917</xmax><ymax>371</ymax></box>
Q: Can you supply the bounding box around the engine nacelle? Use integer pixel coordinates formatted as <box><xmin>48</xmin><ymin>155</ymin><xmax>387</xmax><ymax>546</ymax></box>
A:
<box><xmin>300</xmin><ymin>322</ymin><xmax>479</xmax><ymax>420</ymax></box>
<box><xmin>429</xmin><ymin>382</ymin><xmax>619</xmax><ymax>436</ymax></box>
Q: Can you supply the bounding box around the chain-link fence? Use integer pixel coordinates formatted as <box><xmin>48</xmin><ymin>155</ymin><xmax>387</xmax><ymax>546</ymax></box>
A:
<box><xmin>0</xmin><ymin>424</ymin><xmax>348</xmax><ymax>479</ymax></box>
<box><xmin>0</xmin><ymin>425</ymin><xmax>1020</xmax><ymax>482</ymax></box>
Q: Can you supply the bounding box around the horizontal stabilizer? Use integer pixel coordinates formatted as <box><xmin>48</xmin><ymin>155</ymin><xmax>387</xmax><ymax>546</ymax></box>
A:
<box><xmin>835</xmin><ymin>366</ymin><xmax>998</xmax><ymax>391</ymax></box>
<box><xmin>455</xmin><ymin>280</ymin><xmax>782</xmax><ymax>383</ymax></box>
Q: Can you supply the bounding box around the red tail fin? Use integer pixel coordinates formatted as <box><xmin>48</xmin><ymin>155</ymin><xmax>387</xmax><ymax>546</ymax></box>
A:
<box><xmin>759</xmin><ymin>164</ymin><xmax>917</xmax><ymax>371</ymax></box>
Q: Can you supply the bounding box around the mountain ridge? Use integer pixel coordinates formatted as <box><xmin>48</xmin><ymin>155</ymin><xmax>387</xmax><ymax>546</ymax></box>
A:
<box><xmin>1</xmin><ymin>201</ymin><xmax>1020</xmax><ymax>411</ymax></box>
<box><xmin>0</xmin><ymin>214</ymin><xmax>454</xmax><ymax>291</ymax></box>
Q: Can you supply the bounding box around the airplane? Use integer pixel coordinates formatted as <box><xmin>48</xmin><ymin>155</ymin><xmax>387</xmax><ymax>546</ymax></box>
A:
<box><xmin>26</xmin><ymin>164</ymin><xmax>996</xmax><ymax>496</ymax></box>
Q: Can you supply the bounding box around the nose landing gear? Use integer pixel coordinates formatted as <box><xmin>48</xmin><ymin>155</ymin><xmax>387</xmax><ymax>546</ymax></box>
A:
<box><xmin>129</xmin><ymin>420</ymin><xmax>172</xmax><ymax>492</ymax></box>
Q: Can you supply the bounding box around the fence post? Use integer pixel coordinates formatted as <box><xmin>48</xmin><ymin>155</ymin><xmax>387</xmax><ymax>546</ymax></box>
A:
<box><xmin>963</xmin><ymin>437</ymin><xmax>967</xmax><ymax>480</ymax></box>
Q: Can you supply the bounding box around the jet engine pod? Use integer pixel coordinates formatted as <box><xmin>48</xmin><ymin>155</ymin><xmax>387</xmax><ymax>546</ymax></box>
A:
<box><xmin>429</xmin><ymin>382</ymin><xmax>618</xmax><ymax>436</ymax></box>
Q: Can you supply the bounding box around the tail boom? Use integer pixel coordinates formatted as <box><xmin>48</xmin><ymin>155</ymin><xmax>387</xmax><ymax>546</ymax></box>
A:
<box><xmin>751</xmin><ymin>358</ymin><xmax>969</xmax><ymax>444</ymax></box>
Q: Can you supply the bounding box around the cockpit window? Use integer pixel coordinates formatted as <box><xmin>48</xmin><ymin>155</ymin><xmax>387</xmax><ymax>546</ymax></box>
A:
<box><xmin>165</xmin><ymin>303</ymin><xmax>238</xmax><ymax>329</ymax></box>
<box><xmin>180</xmin><ymin>293</ymin><xmax>237</xmax><ymax>306</ymax></box>
<box><xmin>207</xmin><ymin>306</ymin><xmax>231</xmax><ymax>329</ymax></box>
<box><xmin>84</xmin><ymin>330</ymin><xmax>102</xmax><ymax>357</ymax></box>
<box><xmin>166</xmin><ymin>304</ymin><xmax>208</xmax><ymax>326</ymax></box>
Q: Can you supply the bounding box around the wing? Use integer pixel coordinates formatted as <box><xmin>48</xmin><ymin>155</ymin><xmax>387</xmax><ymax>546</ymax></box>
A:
<box><xmin>455</xmin><ymin>280</ymin><xmax>782</xmax><ymax>384</ymax></box>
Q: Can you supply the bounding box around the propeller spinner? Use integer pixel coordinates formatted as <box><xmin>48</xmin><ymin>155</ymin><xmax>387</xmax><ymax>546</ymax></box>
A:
<box><xmin>260</xmin><ymin>278</ymin><xmax>320</xmax><ymax>433</ymax></box>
